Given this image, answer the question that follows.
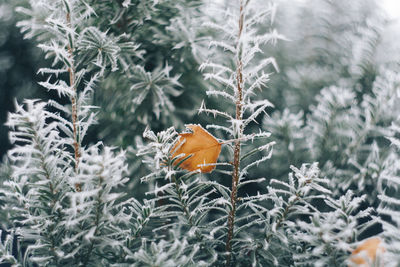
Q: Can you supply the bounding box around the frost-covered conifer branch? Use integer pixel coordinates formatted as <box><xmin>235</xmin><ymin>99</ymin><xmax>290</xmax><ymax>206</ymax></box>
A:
<box><xmin>17</xmin><ymin>0</ymin><xmax>141</xmax><ymax>189</ymax></box>
<box><xmin>0</xmin><ymin>0</ymin><xmax>152</xmax><ymax>265</ymax></box>
<box><xmin>225</xmin><ymin>1</ymin><xmax>246</xmax><ymax>264</ymax></box>
<box><xmin>2</xmin><ymin>100</ymin><xmax>73</xmax><ymax>265</ymax></box>
<box><xmin>65</xmin><ymin>1</ymin><xmax>80</xmax><ymax>178</ymax></box>
<box><xmin>293</xmin><ymin>190</ymin><xmax>376</xmax><ymax>266</ymax></box>
<box><xmin>1</xmin><ymin>98</ymin><xmax>139</xmax><ymax>265</ymax></box>
<box><xmin>137</xmin><ymin>127</ymin><xmax>222</xmax><ymax>265</ymax></box>
<box><xmin>256</xmin><ymin>163</ymin><xmax>328</xmax><ymax>264</ymax></box>
<box><xmin>0</xmin><ymin>230</ymin><xmax>19</xmax><ymax>266</ymax></box>
<box><xmin>198</xmin><ymin>0</ymin><xmax>284</xmax><ymax>265</ymax></box>
<box><xmin>64</xmin><ymin>145</ymin><xmax>130</xmax><ymax>265</ymax></box>
<box><xmin>256</xmin><ymin>163</ymin><xmax>377</xmax><ymax>266</ymax></box>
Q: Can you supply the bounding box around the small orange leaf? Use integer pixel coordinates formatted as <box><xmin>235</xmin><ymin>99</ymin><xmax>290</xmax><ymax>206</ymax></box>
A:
<box><xmin>350</xmin><ymin>237</ymin><xmax>385</xmax><ymax>266</ymax></box>
<box><xmin>171</xmin><ymin>124</ymin><xmax>222</xmax><ymax>173</ymax></box>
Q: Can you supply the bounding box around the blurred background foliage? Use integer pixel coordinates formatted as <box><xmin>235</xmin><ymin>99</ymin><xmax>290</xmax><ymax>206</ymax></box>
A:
<box><xmin>0</xmin><ymin>0</ymin><xmax>43</xmax><ymax>157</ymax></box>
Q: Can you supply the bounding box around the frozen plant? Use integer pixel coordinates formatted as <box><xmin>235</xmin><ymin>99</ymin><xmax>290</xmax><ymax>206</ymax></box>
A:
<box><xmin>0</xmin><ymin>0</ymin><xmax>399</xmax><ymax>266</ymax></box>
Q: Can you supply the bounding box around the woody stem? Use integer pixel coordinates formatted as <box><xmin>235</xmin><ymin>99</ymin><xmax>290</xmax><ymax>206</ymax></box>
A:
<box><xmin>66</xmin><ymin>11</ymin><xmax>81</xmax><ymax>191</ymax></box>
<box><xmin>225</xmin><ymin>0</ymin><xmax>245</xmax><ymax>266</ymax></box>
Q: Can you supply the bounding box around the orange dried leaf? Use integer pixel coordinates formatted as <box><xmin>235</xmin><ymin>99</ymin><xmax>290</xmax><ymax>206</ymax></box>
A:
<box><xmin>171</xmin><ymin>124</ymin><xmax>222</xmax><ymax>173</ymax></box>
<box><xmin>350</xmin><ymin>237</ymin><xmax>385</xmax><ymax>266</ymax></box>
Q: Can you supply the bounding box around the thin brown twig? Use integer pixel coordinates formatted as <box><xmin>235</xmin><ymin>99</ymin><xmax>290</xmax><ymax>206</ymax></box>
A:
<box><xmin>225</xmin><ymin>0</ymin><xmax>245</xmax><ymax>265</ymax></box>
<box><xmin>66</xmin><ymin>11</ymin><xmax>81</xmax><ymax>191</ymax></box>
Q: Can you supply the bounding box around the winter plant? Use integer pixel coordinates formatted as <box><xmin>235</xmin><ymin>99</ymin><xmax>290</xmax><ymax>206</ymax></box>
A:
<box><xmin>0</xmin><ymin>0</ymin><xmax>399</xmax><ymax>266</ymax></box>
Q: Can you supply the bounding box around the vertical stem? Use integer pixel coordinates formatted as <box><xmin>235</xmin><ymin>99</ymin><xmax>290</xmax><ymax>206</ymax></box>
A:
<box><xmin>225</xmin><ymin>1</ymin><xmax>245</xmax><ymax>266</ymax></box>
<box><xmin>66</xmin><ymin>11</ymin><xmax>81</xmax><ymax>191</ymax></box>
